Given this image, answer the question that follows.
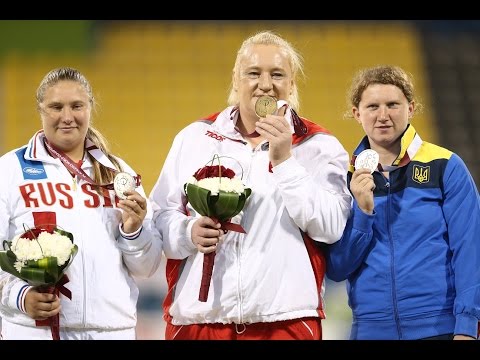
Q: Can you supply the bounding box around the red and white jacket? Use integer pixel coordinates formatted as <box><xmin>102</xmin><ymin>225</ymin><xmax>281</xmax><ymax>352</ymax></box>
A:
<box><xmin>0</xmin><ymin>130</ymin><xmax>163</xmax><ymax>330</ymax></box>
<box><xmin>150</xmin><ymin>106</ymin><xmax>351</xmax><ymax>326</ymax></box>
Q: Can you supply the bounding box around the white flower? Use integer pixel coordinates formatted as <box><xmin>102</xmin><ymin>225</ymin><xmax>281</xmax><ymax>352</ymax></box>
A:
<box><xmin>187</xmin><ymin>176</ymin><xmax>245</xmax><ymax>195</ymax></box>
<box><xmin>11</xmin><ymin>231</ymin><xmax>75</xmax><ymax>271</ymax></box>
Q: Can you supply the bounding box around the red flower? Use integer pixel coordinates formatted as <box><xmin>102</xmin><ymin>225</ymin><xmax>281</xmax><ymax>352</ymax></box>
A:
<box><xmin>193</xmin><ymin>165</ymin><xmax>235</xmax><ymax>181</ymax></box>
<box><xmin>21</xmin><ymin>227</ymin><xmax>49</xmax><ymax>240</ymax></box>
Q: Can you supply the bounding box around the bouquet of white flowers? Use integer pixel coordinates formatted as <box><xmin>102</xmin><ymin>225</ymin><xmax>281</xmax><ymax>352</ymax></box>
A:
<box><xmin>185</xmin><ymin>155</ymin><xmax>251</xmax><ymax>302</ymax></box>
<box><xmin>0</xmin><ymin>221</ymin><xmax>78</xmax><ymax>340</ymax></box>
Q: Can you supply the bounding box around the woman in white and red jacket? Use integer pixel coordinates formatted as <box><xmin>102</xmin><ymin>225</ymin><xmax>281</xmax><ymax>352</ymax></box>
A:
<box><xmin>149</xmin><ymin>30</ymin><xmax>352</xmax><ymax>340</ymax></box>
<box><xmin>0</xmin><ymin>67</ymin><xmax>163</xmax><ymax>340</ymax></box>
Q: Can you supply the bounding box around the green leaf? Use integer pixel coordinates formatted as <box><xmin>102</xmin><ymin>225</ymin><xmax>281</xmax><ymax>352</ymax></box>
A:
<box><xmin>20</xmin><ymin>267</ymin><xmax>48</xmax><ymax>285</ymax></box>
<box><xmin>39</xmin><ymin>256</ymin><xmax>59</xmax><ymax>279</ymax></box>
<box><xmin>186</xmin><ymin>183</ymin><xmax>252</xmax><ymax>222</ymax></box>
<box><xmin>234</xmin><ymin>188</ymin><xmax>252</xmax><ymax>215</ymax></box>
<box><xmin>0</xmin><ymin>250</ymin><xmax>22</xmax><ymax>278</ymax></box>
<box><xmin>186</xmin><ymin>184</ymin><xmax>213</xmax><ymax>217</ymax></box>
<box><xmin>213</xmin><ymin>191</ymin><xmax>243</xmax><ymax>221</ymax></box>
<box><xmin>20</xmin><ymin>257</ymin><xmax>59</xmax><ymax>285</ymax></box>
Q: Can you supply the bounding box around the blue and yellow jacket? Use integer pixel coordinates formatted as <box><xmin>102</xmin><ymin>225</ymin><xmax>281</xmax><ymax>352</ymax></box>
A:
<box><xmin>326</xmin><ymin>124</ymin><xmax>480</xmax><ymax>340</ymax></box>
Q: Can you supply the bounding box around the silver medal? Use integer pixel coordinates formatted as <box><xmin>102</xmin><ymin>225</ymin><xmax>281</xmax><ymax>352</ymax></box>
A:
<box><xmin>354</xmin><ymin>149</ymin><xmax>379</xmax><ymax>173</ymax></box>
<box><xmin>114</xmin><ymin>172</ymin><xmax>136</xmax><ymax>199</ymax></box>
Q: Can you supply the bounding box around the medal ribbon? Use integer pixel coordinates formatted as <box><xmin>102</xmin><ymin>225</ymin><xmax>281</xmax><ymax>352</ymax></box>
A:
<box><xmin>377</xmin><ymin>132</ymin><xmax>422</xmax><ymax>172</ymax></box>
<box><xmin>43</xmin><ymin>138</ymin><xmax>141</xmax><ymax>189</ymax></box>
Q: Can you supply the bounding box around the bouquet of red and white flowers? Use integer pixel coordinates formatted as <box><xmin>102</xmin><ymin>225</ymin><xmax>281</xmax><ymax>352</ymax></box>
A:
<box><xmin>185</xmin><ymin>155</ymin><xmax>251</xmax><ymax>302</ymax></box>
<box><xmin>0</xmin><ymin>219</ymin><xmax>78</xmax><ymax>340</ymax></box>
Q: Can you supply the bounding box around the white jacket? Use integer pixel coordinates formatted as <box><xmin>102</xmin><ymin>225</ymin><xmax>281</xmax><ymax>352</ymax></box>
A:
<box><xmin>149</xmin><ymin>106</ymin><xmax>351</xmax><ymax>325</ymax></box>
<box><xmin>0</xmin><ymin>131</ymin><xmax>163</xmax><ymax>330</ymax></box>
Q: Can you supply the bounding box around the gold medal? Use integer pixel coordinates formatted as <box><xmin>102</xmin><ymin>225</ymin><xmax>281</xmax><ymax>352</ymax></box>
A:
<box><xmin>255</xmin><ymin>95</ymin><xmax>278</xmax><ymax>118</ymax></box>
<box><xmin>114</xmin><ymin>172</ymin><xmax>136</xmax><ymax>199</ymax></box>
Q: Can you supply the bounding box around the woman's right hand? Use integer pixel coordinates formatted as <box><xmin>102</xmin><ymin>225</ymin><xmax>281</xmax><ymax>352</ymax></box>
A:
<box><xmin>191</xmin><ymin>216</ymin><xmax>224</xmax><ymax>254</ymax></box>
<box><xmin>24</xmin><ymin>287</ymin><xmax>61</xmax><ymax>320</ymax></box>
<box><xmin>350</xmin><ymin>168</ymin><xmax>375</xmax><ymax>214</ymax></box>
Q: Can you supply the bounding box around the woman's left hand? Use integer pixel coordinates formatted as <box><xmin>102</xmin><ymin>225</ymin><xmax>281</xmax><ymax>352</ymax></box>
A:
<box><xmin>119</xmin><ymin>190</ymin><xmax>147</xmax><ymax>233</ymax></box>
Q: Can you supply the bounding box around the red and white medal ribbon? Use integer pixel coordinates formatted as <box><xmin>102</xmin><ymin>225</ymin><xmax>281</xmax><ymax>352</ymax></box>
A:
<box><xmin>43</xmin><ymin>138</ymin><xmax>141</xmax><ymax>197</ymax></box>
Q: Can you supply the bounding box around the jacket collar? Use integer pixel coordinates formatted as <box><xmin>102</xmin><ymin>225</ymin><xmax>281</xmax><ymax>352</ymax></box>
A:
<box><xmin>24</xmin><ymin>130</ymin><xmax>95</xmax><ymax>168</ymax></box>
<box><xmin>351</xmin><ymin>124</ymin><xmax>423</xmax><ymax>172</ymax></box>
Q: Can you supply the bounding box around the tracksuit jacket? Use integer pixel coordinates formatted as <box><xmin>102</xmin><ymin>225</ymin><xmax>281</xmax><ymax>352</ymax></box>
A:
<box><xmin>326</xmin><ymin>124</ymin><xmax>480</xmax><ymax>339</ymax></box>
<box><xmin>149</xmin><ymin>106</ymin><xmax>352</xmax><ymax>326</ymax></box>
<box><xmin>0</xmin><ymin>130</ymin><xmax>163</xmax><ymax>332</ymax></box>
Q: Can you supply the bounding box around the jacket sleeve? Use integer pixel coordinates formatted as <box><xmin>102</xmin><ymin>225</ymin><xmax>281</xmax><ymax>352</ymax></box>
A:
<box><xmin>115</xmin><ymin>161</ymin><xmax>163</xmax><ymax>279</ymax></box>
<box><xmin>325</xmin><ymin>203</ymin><xmax>376</xmax><ymax>282</ymax></box>
<box><xmin>0</xmin><ymin>152</ymin><xmax>33</xmax><ymax>317</ymax></box>
<box><xmin>272</xmin><ymin>134</ymin><xmax>352</xmax><ymax>244</ymax></box>
<box><xmin>149</xmin><ymin>130</ymin><xmax>198</xmax><ymax>260</ymax></box>
<box><xmin>442</xmin><ymin>154</ymin><xmax>480</xmax><ymax>338</ymax></box>
<box><xmin>0</xmin><ymin>211</ymin><xmax>33</xmax><ymax>317</ymax></box>
<box><xmin>0</xmin><ymin>272</ymin><xmax>32</xmax><ymax>317</ymax></box>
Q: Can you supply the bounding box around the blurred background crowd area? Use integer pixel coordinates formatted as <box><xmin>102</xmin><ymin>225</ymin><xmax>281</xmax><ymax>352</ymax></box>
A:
<box><xmin>0</xmin><ymin>20</ymin><xmax>478</xmax><ymax>340</ymax></box>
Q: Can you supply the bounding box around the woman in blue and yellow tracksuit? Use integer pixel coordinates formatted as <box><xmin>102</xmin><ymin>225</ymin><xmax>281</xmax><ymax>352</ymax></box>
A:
<box><xmin>326</xmin><ymin>65</ymin><xmax>480</xmax><ymax>340</ymax></box>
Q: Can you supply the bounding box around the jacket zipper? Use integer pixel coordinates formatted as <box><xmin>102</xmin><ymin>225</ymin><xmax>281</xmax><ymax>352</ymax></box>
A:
<box><xmin>69</xmin><ymin>170</ymin><xmax>86</xmax><ymax>326</ymax></box>
<box><xmin>385</xmin><ymin>175</ymin><xmax>402</xmax><ymax>339</ymax></box>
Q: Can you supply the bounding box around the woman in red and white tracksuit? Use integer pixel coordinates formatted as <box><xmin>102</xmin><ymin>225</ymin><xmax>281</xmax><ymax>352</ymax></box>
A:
<box><xmin>0</xmin><ymin>67</ymin><xmax>163</xmax><ymax>340</ymax></box>
<box><xmin>149</xmin><ymin>30</ymin><xmax>352</xmax><ymax>340</ymax></box>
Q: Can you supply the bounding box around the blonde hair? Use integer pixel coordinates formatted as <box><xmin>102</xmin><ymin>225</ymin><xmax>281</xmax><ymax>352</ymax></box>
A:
<box><xmin>227</xmin><ymin>30</ymin><xmax>304</xmax><ymax>111</ymax></box>
<box><xmin>36</xmin><ymin>67</ymin><xmax>122</xmax><ymax>190</ymax></box>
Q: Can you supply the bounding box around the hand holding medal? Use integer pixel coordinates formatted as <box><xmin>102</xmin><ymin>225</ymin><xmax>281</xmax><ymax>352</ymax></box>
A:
<box><xmin>238</xmin><ymin>96</ymin><xmax>281</xmax><ymax>138</ymax></box>
<box><xmin>114</xmin><ymin>172</ymin><xmax>147</xmax><ymax>234</ymax></box>
<box><xmin>352</xmin><ymin>149</ymin><xmax>377</xmax><ymax>214</ymax></box>
<box><xmin>354</xmin><ymin>149</ymin><xmax>379</xmax><ymax>173</ymax></box>
<box><xmin>254</xmin><ymin>95</ymin><xmax>292</xmax><ymax>166</ymax></box>
<box><xmin>114</xmin><ymin>172</ymin><xmax>136</xmax><ymax>199</ymax></box>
